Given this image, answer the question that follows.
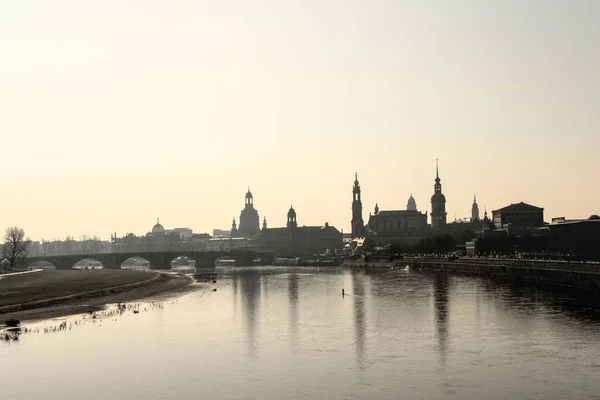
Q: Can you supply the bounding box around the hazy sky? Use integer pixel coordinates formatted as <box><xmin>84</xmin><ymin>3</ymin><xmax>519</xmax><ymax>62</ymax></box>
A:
<box><xmin>1</xmin><ymin>0</ymin><xmax>599</xmax><ymax>240</ymax></box>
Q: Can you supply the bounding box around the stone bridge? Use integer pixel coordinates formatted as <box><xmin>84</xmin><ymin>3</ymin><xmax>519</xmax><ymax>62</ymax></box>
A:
<box><xmin>21</xmin><ymin>250</ymin><xmax>275</xmax><ymax>270</ymax></box>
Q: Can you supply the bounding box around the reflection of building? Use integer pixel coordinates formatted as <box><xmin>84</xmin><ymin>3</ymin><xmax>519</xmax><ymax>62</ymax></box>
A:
<box><xmin>257</xmin><ymin>206</ymin><xmax>343</xmax><ymax>255</ymax></box>
<box><xmin>492</xmin><ymin>202</ymin><xmax>544</xmax><ymax>235</ymax></box>
<box><xmin>351</xmin><ymin>173</ymin><xmax>366</xmax><ymax>238</ymax></box>
<box><xmin>111</xmin><ymin>218</ymin><xmax>185</xmax><ymax>253</ymax></box>
<box><xmin>237</xmin><ymin>188</ymin><xmax>261</xmax><ymax>238</ymax></box>
<box><xmin>430</xmin><ymin>160</ymin><xmax>447</xmax><ymax>231</ymax></box>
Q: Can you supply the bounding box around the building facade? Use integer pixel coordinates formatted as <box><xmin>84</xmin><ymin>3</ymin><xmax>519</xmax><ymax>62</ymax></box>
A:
<box><xmin>257</xmin><ymin>206</ymin><xmax>343</xmax><ymax>255</ymax></box>
<box><xmin>492</xmin><ymin>202</ymin><xmax>544</xmax><ymax>235</ymax></box>
<box><xmin>367</xmin><ymin>196</ymin><xmax>429</xmax><ymax>246</ymax></box>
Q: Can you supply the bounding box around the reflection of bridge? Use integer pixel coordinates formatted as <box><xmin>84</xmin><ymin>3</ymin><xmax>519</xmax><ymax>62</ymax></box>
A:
<box><xmin>22</xmin><ymin>250</ymin><xmax>275</xmax><ymax>270</ymax></box>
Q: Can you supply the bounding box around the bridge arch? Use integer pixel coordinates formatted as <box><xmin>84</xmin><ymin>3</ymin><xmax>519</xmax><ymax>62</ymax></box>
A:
<box><xmin>26</xmin><ymin>260</ymin><xmax>57</xmax><ymax>270</ymax></box>
<box><xmin>120</xmin><ymin>256</ymin><xmax>152</xmax><ymax>271</ymax></box>
<box><xmin>170</xmin><ymin>255</ymin><xmax>196</xmax><ymax>273</ymax></box>
<box><xmin>73</xmin><ymin>258</ymin><xmax>104</xmax><ymax>270</ymax></box>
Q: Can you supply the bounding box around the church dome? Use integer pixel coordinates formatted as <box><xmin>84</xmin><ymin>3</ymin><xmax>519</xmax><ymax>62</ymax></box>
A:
<box><xmin>589</xmin><ymin>215</ymin><xmax>600</xmax><ymax>220</ymax></box>
<box><xmin>152</xmin><ymin>219</ymin><xmax>165</xmax><ymax>234</ymax></box>
<box><xmin>407</xmin><ymin>194</ymin><xmax>417</xmax><ymax>211</ymax></box>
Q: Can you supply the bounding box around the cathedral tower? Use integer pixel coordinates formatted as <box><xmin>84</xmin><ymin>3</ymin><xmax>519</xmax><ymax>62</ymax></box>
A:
<box><xmin>471</xmin><ymin>194</ymin><xmax>480</xmax><ymax>222</ymax></box>
<box><xmin>430</xmin><ymin>160</ymin><xmax>447</xmax><ymax>230</ymax></box>
<box><xmin>351</xmin><ymin>173</ymin><xmax>365</xmax><ymax>238</ymax></box>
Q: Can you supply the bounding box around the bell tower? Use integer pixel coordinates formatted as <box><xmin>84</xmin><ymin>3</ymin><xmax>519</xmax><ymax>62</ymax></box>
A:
<box><xmin>471</xmin><ymin>194</ymin><xmax>480</xmax><ymax>222</ymax></box>
<box><xmin>351</xmin><ymin>173</ymin><xmax>365</xmax><ymax>238</ymax></box>
<box><xmin>430</xmin><ymin>160</ymin><xmax>447</xmax><ymax>230</ymax></box>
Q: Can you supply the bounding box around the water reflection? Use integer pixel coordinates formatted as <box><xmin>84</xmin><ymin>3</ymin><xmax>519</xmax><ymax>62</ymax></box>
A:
<box><xmin>352</xmin><ymin>271</ymin><xmax>368</xmax><ymax>371</ymax></box>
<box><xmin>288</xmin><ymin>273</ymin><xmax>299</xmax><ymax>353</ymax></box>
<box><xmin>4</xmin><ymin>268</ymin><xmax>600</xmax><ymax>400</ymax></box>
<box><xmin>238</xmin><ymin>272</ymin><xmax>261</xmax><ymax>358</ymax></box>
<box><xmin>432</xmin><ymin>272</ymin><xmax>450</xmax><ymax>370</ymax></box>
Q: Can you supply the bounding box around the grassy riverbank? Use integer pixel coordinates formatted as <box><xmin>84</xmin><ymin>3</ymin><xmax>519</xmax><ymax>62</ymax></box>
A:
<box><xmin>0</xmin><ymin>269</ymin><xmax>197</xmax><ymax>322</ymax></box>
<box><xmin>0</xmin><ymin>270</ymin><xmax>159</xmax><ymax>307</ymax></box>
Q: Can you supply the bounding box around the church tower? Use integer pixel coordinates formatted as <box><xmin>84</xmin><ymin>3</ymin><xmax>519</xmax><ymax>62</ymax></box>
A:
<box><xmin>287</xmin><ymin>206</ymin><xmax>297</xmax><ymax>230</ymax></box>
<box><xmin>231</xmin><ymin>217</ymin><xmax>238</xmax><ymax>236</ymax></box>
<box><xmin>351</xmin><ymin>173</ymin><xmax>365</xmax><ymax>238</ymax></box>
<box><xmin>471</xmin><ymin>194</ymin><xmax>480</xmax><ymax>222</ymax></box>
<box><xmin>430</xmin><ymin>160</ymin><xmax>447</xmax><ymax>230</ymax></box>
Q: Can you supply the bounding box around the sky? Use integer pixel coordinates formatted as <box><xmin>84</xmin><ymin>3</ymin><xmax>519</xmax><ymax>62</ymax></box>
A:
<box><xmin>1</xmin><ymin>0</ymin><xmax>599</xmax><ymax>241</ymax></box>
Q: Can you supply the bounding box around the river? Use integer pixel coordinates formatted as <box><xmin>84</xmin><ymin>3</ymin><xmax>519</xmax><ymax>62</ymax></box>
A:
<box><xmin>2</xmin><ymin>267</ymin><xmax>600</xmax><ymax>399</ymax></box>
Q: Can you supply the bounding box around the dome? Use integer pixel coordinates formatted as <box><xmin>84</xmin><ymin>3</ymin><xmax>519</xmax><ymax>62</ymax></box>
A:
<box><xmin>407</xmin><ymin>194</ymin><xmax>417</xmax><ymax>211</ymax></box>
<box><xmin>589</xmin><ymin>215</ymin><xmax>600</xmax><ymax>220</ymax></box>
<box><xmin>152</xmin><ymin>218</ymin><xmax>165</xmax><ymax>234</ymax></box>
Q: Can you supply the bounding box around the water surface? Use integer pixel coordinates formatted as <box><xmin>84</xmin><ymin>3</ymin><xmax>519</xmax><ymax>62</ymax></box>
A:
<box><xmin>2</xmin><ymin>267</ymin><xmax>600</xmax><ymax>400</ymax></box>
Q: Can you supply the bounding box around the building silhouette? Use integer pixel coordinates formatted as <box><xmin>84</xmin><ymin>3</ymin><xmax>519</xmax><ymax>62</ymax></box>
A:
<box><xmin>471</xmin><ymin>194</ymin><xmax>480</xmax><ymax>222</ymax></box>
<box><xmin>257</xmin><ymin>206</ymin><xmax>343</xmax><ymax>255</ymax></box>
<box><xmin>367</xmin><ymin>195</ymin><xmax>428</xmax><ymax>246</ymax></box>
<box><xmin>492</xmin><ymin>202</ymin><xmax>544</xmax><ymax>235</ymax></box>
<box><xmin>351</xmin><ymin>173</ymin><xmax>365</xmax><ymax>238</ymax></box>
<box><xmin>237</xmin><ymin>188</ymin><xmax>261</xmax><ymax>238</ymax></box>
<box><xmin>430</xmin><ymin>160</ymin><xmax>447</xmax><ymax>230</ymax></box>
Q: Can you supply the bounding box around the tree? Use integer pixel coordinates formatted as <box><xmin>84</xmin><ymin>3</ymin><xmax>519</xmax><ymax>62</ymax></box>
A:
<box><xmin>2</xmin><ymin>226</ymin><xmax>31</xmax><ymax>269</ymax></box>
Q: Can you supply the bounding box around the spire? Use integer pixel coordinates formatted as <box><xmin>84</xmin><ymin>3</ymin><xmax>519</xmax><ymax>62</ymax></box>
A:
<box><xmin>436</xmin><ymin>158</ymin><xmax>439</xmax><ymax>179</ymax></box>
<box><xmin>157</xmin><ymin>218</ymin><xmax>159</xmax><ymax>225</ymax></box>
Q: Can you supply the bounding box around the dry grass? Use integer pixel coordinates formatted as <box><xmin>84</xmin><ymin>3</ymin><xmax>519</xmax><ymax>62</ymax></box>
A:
<box><xmin>0</xmin><ymin>270</ymin><xmax>156</xmax><ymax>307</ymax></box>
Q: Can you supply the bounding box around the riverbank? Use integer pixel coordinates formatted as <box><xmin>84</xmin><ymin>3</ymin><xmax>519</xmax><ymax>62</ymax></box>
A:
<box><xmin>406</xmin><ymin>258</ymin><xmax>600</xmax><ymax>291</ymax></box>
<box><xmin>0</xmin><ymin>270</ymin><xmax>197</xmax><ymax>323</ymax></box>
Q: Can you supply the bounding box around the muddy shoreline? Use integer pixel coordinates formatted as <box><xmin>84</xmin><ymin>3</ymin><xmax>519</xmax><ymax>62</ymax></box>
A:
<box><xmin>0</xmin><ymin>273</ymin><xmax>198</xmax><ymax>323</ymax></box>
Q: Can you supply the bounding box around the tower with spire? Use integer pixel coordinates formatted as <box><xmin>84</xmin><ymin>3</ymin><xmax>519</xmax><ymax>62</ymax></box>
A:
<box><xmin>231</xmin><ymin>217</ymin><xmax>238</xmax><ymax>236</ymax></box>
<box><xmin>262</xmin><ymin>217</ymin><xmax>267</xmax><ymax>230</ymax></box>
<box><xmin>430</xmin><ymin>159</ymin><xmax>447</xmax><ymax>230</ymax></box>
<box><xmin>351</xmin><ymin>173</ymin><xmax>365</xmax><ymax>238</ymax></box>
<box><xmin>471</xmin><ymin>194</ymin><xmax>480</xmax><ymax>222</ymax></box>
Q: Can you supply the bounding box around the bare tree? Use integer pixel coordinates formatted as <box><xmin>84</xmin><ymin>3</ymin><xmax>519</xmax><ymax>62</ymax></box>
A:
<box><xmin>64</xmin><ymin>235</ymin><xmax>75</xmax><ymax>255</ymax></box>
<box><xmin>2</xmin><ymin>227</ymin><xmax>31</xmax><ymax>269</ymax></box>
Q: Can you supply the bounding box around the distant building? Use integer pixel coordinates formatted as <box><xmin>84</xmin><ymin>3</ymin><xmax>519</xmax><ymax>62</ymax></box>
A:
<box><xmin>257</xmin><ymin>206</ymin><xmax>343</xmax><ymax>255</ymax></box>
<box><xmin>236</xmin><ymin>188</ymin><xmax>261</xmax><ymax>238</ymax></box>
<box><xmin>351</xmin><ymin>173</ymin><xmax>366</xmax><ymax>238</ymax></box>
<box><xmin>430</xmin><ymin>160</ymin><xmax>447</xmax><ymax>230</ymax></box>
<box><xmin>111</xmin><ymin>218</ymin><xmax>185</xmax><ymax>253</ymax></box>
<box><xmin>172</xmin><ymin>228</ymin><xmax>193</xmax><ymax>239</ymax></box>
<box><xmin>206</xmin><ymin>237</ymin><xmax>251</xmax><ymax>252</ymax></box>
<box><xmin>492</xmin><ymin>202</ymin><xmax>544</xmax><ymax>235</ymax></box>
<box><xmin>191</xmin><ymin>233</ymin><xmax>212</xmax><ymax>250</ymax></box>
<box><xmin>367</xmin><ymin>197</ymin><xmax>429</xmax><ymax>246</ymax></box>
<box><xmin>212</xmin><ymin>229</ymin><xmax>231</xmax><ymax>238</ymax></box>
